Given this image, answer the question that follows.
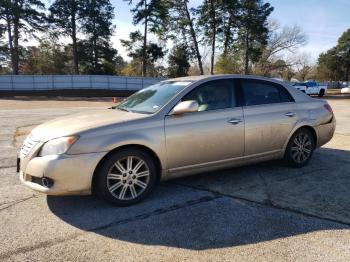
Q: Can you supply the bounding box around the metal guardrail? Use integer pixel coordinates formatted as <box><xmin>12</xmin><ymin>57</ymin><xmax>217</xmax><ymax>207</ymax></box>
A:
<box><xmin>0</xmin><ymin>75</ymin><xmax>164</xmax><ymax>91</ymax></box>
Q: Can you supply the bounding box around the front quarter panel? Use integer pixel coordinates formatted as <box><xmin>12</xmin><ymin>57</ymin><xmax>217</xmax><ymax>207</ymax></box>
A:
<box><xmin>67</xmin><ymin>116</ymin><xmax>168</xmax><ymax>171</ymax></box>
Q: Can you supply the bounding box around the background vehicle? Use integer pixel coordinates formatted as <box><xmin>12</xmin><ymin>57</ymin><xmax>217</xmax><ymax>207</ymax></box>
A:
<box><xmin>341</xmin><ymin>86</ymin><xmax>350</xmax><ymax>94</ymax></box>
<box><xmin>18</xmin><ymin>75</ymin><xmax>336</xmax><ymax>206</ymax></box>
<box><xmin>293</xmin><ymin>81</ymin><xmax>327</xmax><ymax>97</ymax></box>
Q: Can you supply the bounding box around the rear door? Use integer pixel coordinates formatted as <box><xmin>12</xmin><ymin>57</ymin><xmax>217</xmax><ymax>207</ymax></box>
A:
<box><xmin>240</xmin><ymin>79</ymin><xmax>298</xmax><ymax>156</ymax></box>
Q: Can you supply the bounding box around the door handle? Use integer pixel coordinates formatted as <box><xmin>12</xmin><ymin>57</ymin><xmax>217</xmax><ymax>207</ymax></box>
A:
<box><xmin>228</xmin><ymin>118</ymin><xmax>242</xmax><ymax>125</ymax></box>
<box><xmin>285</xmin><ymin>112</ymin><xmax>296</xmax><ymax>117</ymax></box>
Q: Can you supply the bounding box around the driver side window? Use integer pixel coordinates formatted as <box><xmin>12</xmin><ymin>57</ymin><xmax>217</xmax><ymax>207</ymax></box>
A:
<box><xmin>182</xmin><ymin>80</ymin><xmax>235</xmax><ymax>112</ymax></box>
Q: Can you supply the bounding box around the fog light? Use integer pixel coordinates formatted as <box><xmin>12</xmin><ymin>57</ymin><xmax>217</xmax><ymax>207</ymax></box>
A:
<box><xmin>42</xmin><ymin>177</ymin><xmax>54</xmax><ymax>188</ymax></box>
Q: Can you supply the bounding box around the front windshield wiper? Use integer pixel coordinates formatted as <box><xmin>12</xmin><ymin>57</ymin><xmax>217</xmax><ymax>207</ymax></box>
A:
<box><xmin>109</xmin><ymin>106</ymin><xmax>132</xmax><ymax>112</ymax></box>
<box><xmin>117</xmin><ymin>107</ymin><xmax>131</xmax><ymax>112</ymax></box>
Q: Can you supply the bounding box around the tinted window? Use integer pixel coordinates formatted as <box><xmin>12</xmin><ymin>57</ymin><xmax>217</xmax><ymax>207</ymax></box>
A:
<box><xmin>241</xmin><ymin>80</ymin><xmax>293</xmax><ymax>106</ymax></box>
<box><xmin>182</xmin><ymin>80</ymin><xmax>234</xmax><ymax>111</ymax></box>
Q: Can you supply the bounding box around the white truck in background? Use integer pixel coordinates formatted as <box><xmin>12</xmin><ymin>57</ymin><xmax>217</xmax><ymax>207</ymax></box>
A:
<box><xmin>293</xmin><ymin>81</ymin><xmax>327</xmax><ymax>97</ymax></box>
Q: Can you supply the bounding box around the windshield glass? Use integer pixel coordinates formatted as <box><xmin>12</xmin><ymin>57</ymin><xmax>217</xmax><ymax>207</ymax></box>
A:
<box><xmin>116</xmin><ymin>81</ymin><xmax>192</xmax><ymax>114</ymax></box>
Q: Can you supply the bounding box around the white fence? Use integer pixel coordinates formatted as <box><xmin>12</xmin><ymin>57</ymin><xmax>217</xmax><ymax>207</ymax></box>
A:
<box><xmin>0</xmin><ymin>75</ymin><xmax>164</xmax><ymax>91</ymax></box>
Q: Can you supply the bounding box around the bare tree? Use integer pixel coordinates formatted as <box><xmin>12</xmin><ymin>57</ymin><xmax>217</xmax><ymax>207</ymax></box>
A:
<box><xmin>257</xmin><ymin>23</ymin><xmax>307</xmax><ymax>76</ymax></box>
<box><xmin>295</xmin><ymin>53</ymin><xmax>313</xmax><ymax>81</ymax></box>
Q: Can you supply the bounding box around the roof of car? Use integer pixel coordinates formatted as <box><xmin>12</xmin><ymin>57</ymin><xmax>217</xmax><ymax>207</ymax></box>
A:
<box><xmin>169</xmin><ymin>74</ymin><xmax>286</xmax><ymax>84</ymax></box>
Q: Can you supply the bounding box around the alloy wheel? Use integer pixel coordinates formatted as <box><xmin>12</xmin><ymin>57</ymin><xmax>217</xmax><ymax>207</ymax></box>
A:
<box><xmin>290</xmin><ymin>132</ymin><xmax>313</xmax><ymax>164</ymax></box>
<box><xmin>106</xmin><ymin>156</ymin><xmax>150</xmax><ymax>201</ymax></box>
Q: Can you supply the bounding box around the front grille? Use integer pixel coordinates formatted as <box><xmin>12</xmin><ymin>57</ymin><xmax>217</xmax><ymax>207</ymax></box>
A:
<box><xmin>20</xmin><ymin>135</ymin><xmax>40</xmax><ymax>158</ymax></box>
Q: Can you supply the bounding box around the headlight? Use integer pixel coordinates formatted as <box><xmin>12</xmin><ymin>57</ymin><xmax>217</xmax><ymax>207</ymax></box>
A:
<box><xmin>38</xmin><ymin>136</ymin><xmax>78</xmax><ymax>157</ymax></box>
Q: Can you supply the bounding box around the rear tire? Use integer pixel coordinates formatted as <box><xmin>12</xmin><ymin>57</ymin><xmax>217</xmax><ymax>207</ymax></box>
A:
<box><xmin>95</xmin><ymin>148</ymin><xmax>157</xmax><ymax>206</ymax></box>
<box><xmin>318</xmin><ymin>89</ymin><xmax>325</xmax><ymax>97</ymax></box>
<box><xmin>284</xmin><ymin>128</ymin><xmax>315</xmax><ymax>168</ymax></box>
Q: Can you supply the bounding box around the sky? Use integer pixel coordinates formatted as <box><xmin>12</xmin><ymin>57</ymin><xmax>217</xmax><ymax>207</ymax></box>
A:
<box><xmin>44</xmin><ymin>0</ymin><xmax>350</xmax><ymax>63</ymax></box>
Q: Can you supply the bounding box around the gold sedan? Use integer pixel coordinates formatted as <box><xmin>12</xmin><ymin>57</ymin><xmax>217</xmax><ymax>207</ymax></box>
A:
<box><xmin>18</xmin><ymin>75</ymin><xmax>335</xmax><ymax>206</ymax></box>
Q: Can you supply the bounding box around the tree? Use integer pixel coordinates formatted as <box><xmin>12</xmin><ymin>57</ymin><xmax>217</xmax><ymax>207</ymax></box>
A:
<box><xmin>337</xmin><ymin>28</ymin><xmax>350</xmax><ymax>82</ymax></box>
<box><xmin>49</xmin><ymin>0</ymin><xmax>84</xmax><ymax>74</ymax></box>
<box><xmin>125</xmin><ymin>0</ymin><xmax>171</xmax><ymax>77</ymax></box>
<box><xmin>295</xmin><ymin>53</ymin><xmax>312</xmax><ymax>81</ymax></box>
<box><xmin>0</xmin><ymin>21</ymin><xmax>9</xmax><ymax>73</ymax></box>
<box><xmin>220</xmin><ymin>0</ymin><xmax>240</xmax><ymax>55</ymax></box>
<box><xmin>20</xmin><ymin>38</ymin><xmax>70</xmax><ymax>74</ymax></box>
<box><xmin>171</xmin><ymin>0</ymin><xmax>204</xmax><ymax>75</ymax></box>
<box><xmin>79</xmin><ymin>0</ymin><xmax>115</xmax><ymax>74</ymax></box>
<box><xmin>0</xmin><ymin>0</ymin><xmax>46</xmax><ymax>75</ymax></box>
<box><xmin>121</xmin><ymin>30</ymin><xmax>166</xmax><ymax>76</ymax></box>
<box><xmin>197</xmin><ymin>0</ymin><xmax>223</xmax><ymax>74</ymax></box>
<box><xmin>316</xmin><ymin>28</ymin><xmax>350</xmax><ymax>82</ymax></box>
<box><xmin>168</xmin><ymin>44</ymin><xmax>190</xmax><ymax>77</ymax></box>
<box><xmin>215</xmin><ymin>51</ymin><xmax>243</xmax><ymax>74</ymax></box>
<box><xmin>255</xmin><ymin>23</ymin><xmax>306</xmax><ymax>77</ymax></box>
<box><xmin>238</xmin><ymin>0</ymin><xmax>273</xmax><ymax>74</ymax></box>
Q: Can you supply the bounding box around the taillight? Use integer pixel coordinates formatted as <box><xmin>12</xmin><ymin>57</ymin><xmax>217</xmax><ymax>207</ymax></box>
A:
<box><xmin>324</xmin><ymin>104</ymin><xmax>333</xmax><ymax>114</ymax></box>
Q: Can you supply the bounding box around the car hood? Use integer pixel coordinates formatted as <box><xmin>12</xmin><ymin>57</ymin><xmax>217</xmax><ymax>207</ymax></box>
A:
<box><xmin>31</xmin><ymin>108</ymin><xmax>148</xmax><ymax>142</ymax></box>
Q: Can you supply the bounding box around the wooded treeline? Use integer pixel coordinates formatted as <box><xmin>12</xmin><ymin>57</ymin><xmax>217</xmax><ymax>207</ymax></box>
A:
<box><xmin>0</xmin><ymin>0</ymin><xmax>349</xmax><ymax>82</ymax></box>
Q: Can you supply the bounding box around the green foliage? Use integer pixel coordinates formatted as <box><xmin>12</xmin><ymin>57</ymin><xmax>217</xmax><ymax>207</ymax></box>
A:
<box><xmin>125</xmin><ymin>0</ymin><xmax>171</xmax><ymax>76</ymax></box>
<box><xmin>0</xmin><ymin>0</ymin><xmax>47</xmax><ymax>74</ymax></box>
<box><xmin>79</xmin><ymin>0</ymin><xmax>116</xmax><ymax>74</ymax></box>
<box><xmin>121</xmin><ymin>30</ymin><xmax>166</xmax><ymax>76</ymax></box>
<box><xmin>49</xmin><ymin>0</ymin><xmax>84</xmax><ymax>73</ymax></box>
<box><xmin>215</xmin><ymin>51</ymin><xmax>243</xmax><ymax>74</ymax></box>
<box><xmin>316</xmin><ymin>28</ymin><xmax>350</xmax><ymax>81</ymax></box>
<box><xmin>168</xmin><ymin>44</ymin><xmax>191</xmax><ymax>77</ymax></box>
<box><xmin>20</xmin><ymin>37</ymin><xmax>70</xmax><ymax>74</ymax></box>
<box><xmin>238</xmin><ymin>0</ymin><xmax>273</xmax><ymax>74</ymax></box>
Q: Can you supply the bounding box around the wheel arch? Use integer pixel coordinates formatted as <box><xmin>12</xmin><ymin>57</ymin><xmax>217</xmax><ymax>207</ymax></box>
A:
<box><xmin>284</xmin><ymin>125</ymin><xmax>318</xmax><ymax>151</ymax></box>
<box><xmin>91</xmin><ymin>144</ymin><xmax>162</xmax><ymax>193</ymax></box>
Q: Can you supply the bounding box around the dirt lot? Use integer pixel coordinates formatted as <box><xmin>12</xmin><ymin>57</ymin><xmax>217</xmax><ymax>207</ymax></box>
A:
<box><xmin>0</xmin><ymin>95</ymin><xmax>350</xmax><ymax>261</ymax></box>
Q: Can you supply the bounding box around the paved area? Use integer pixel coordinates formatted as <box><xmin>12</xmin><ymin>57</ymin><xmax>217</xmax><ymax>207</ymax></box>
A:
<box><xmin>0</xmin><ymin>96</ymin><xmax>350</xmax><ymax>261</ymax></box>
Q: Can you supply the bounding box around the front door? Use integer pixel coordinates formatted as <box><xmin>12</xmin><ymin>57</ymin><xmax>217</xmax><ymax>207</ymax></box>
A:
<box><xmin>164</xmin><ymin>79</ymin><xmax>244</xmax><ymax>173</ymax></box>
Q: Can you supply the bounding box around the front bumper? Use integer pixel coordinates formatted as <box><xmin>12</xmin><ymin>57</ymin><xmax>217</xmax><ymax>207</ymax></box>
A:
<box><xmin>19</xmin><ymin>152</ymin><xmax>106</xmax><ymax>195</ymax></box>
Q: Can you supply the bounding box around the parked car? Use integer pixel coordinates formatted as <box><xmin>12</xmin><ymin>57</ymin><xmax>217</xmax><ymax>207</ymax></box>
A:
<box><xmin>341</xmin><ymin>86</ymin><xmax>350</xmax><ymax>94</ymax></box>
<box><xmin>18</xmin><ymin>75</ymin><xmax>336</xmax><ymax>206</ymax></box>
<box><xmin>293</xmin><ymin>81</ymin><xmax>327</xmax><ymax>97</ymax></box>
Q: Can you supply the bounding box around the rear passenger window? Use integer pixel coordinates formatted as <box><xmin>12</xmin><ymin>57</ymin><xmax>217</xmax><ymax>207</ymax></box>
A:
<box><xmin>241</xmin><ymin>79</ymin><xmax>294</xmax><ymax>106</ymax></box>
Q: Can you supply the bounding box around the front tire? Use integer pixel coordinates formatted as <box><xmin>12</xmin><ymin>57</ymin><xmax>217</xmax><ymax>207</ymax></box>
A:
<box><xmin>284</xmin><ymin>128</ymin><xmax>315</xmax><ymax>168</ymax></box>
<box><xmin>95</xmin><ymin>148</ymin><xmax>157</xmax><ymax>206</ymax></box>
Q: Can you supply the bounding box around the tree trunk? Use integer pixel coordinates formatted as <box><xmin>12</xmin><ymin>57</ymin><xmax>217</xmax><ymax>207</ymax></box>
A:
<box><xmin>13</xmin><ymin>19</ymin><xmax>19</xmax><ymax>75</ymax></box>
<box><xmin>6</xmin><ymin>14</ymin><xmax>15</xmax><ymax>75</ymax></box>
<box><xmin>142</xmin><ymin>18</ymin><xmax>148</xmax><ymax>77</ymax></box>
<box><xmin>209</xmin><ymin>0</ymin><xmax>216</xmax><ymax>75</ymax></box>
<box><xmin>183</xmin><ymin>0</ymin><xmax>204</xmax><ymax>75</ymax></box>
<box><xmin>71</xmin><ymin>2</ymin><xmax>79</xmax><ymax>74</ymax></box>
<box><xmin>244</xmin><ymin>30</ymin><xmax>249</xmax><ymax>75</ymax></box>
<box><xmin>141</xmin><ymin>0</ymin><xmax>148</xmax><ymax>77</ymax></box>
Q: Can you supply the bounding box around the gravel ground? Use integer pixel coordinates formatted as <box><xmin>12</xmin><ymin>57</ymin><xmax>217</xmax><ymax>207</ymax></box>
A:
<box><xmin>0</xmin><ymin>95</ymin><xmax>349</xmax><ymax>262</ymax></box>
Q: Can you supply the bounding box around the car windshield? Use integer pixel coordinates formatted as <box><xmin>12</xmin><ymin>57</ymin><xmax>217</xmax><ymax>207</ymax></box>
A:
<box><xmin>116</xmin><ymin>81</ymin><xmax>193</xmax><ymax>114</ymax></box>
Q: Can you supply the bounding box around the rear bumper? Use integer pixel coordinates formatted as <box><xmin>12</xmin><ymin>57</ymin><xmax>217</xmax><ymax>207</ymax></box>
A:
<box><xmin>19</xmin><ymin>152</ymin><xmax>106</xmax><ymax>195</ymax></box>
<box><xmin>315</xmin><ymin>117</ymin><xmax>336</xmax><ymax>148</ymax></box>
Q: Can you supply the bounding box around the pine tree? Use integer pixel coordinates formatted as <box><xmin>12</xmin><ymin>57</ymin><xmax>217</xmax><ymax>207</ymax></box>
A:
<box><xmin>121</xmin><ymin>30</ymin><xmax>166</xmax><ymax>76</ymax></box>
<box><xmin>171</xmin><ymin>0</ymin><xmax>204</xmax><ymax>75</ymax></box>
<box><xmin>238</xmin><ymin>0</ymin><xmax>273</xmax><ymax>74</ymax></box>
<box><xmin>0</xmin><ymin>0</ymin><xmax>46</xmax><ymax>74</ymax></box>
<box><xmin>197</xmin><ymin>0</ymin><xmax>224</xmax><ymax>74</ymax></box>
<box><xmin>125</xmin><ymin>0</ymin><xmax>171</xmax><ymax>77</ymax></box>
<box><xmin>168</xmin><ymin>44</ymin><xmax>190</xmax><ymax>77</ymax></box>
<box><xmin>79</xmin><ymin>0</ymin><xmax>115</xmax><ymax>74</ymax></box>
<box><xmin>49</xmin><ymin>0</ymin><xmax>84</xmax><ymax>74</ymax></box>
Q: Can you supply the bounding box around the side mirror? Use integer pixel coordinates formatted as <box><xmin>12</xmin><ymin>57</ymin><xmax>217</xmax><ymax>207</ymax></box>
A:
<box><xmin>171</xmin><ymin>100</ymin><xmax>199</xmax><ymax>115</ymax></box>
